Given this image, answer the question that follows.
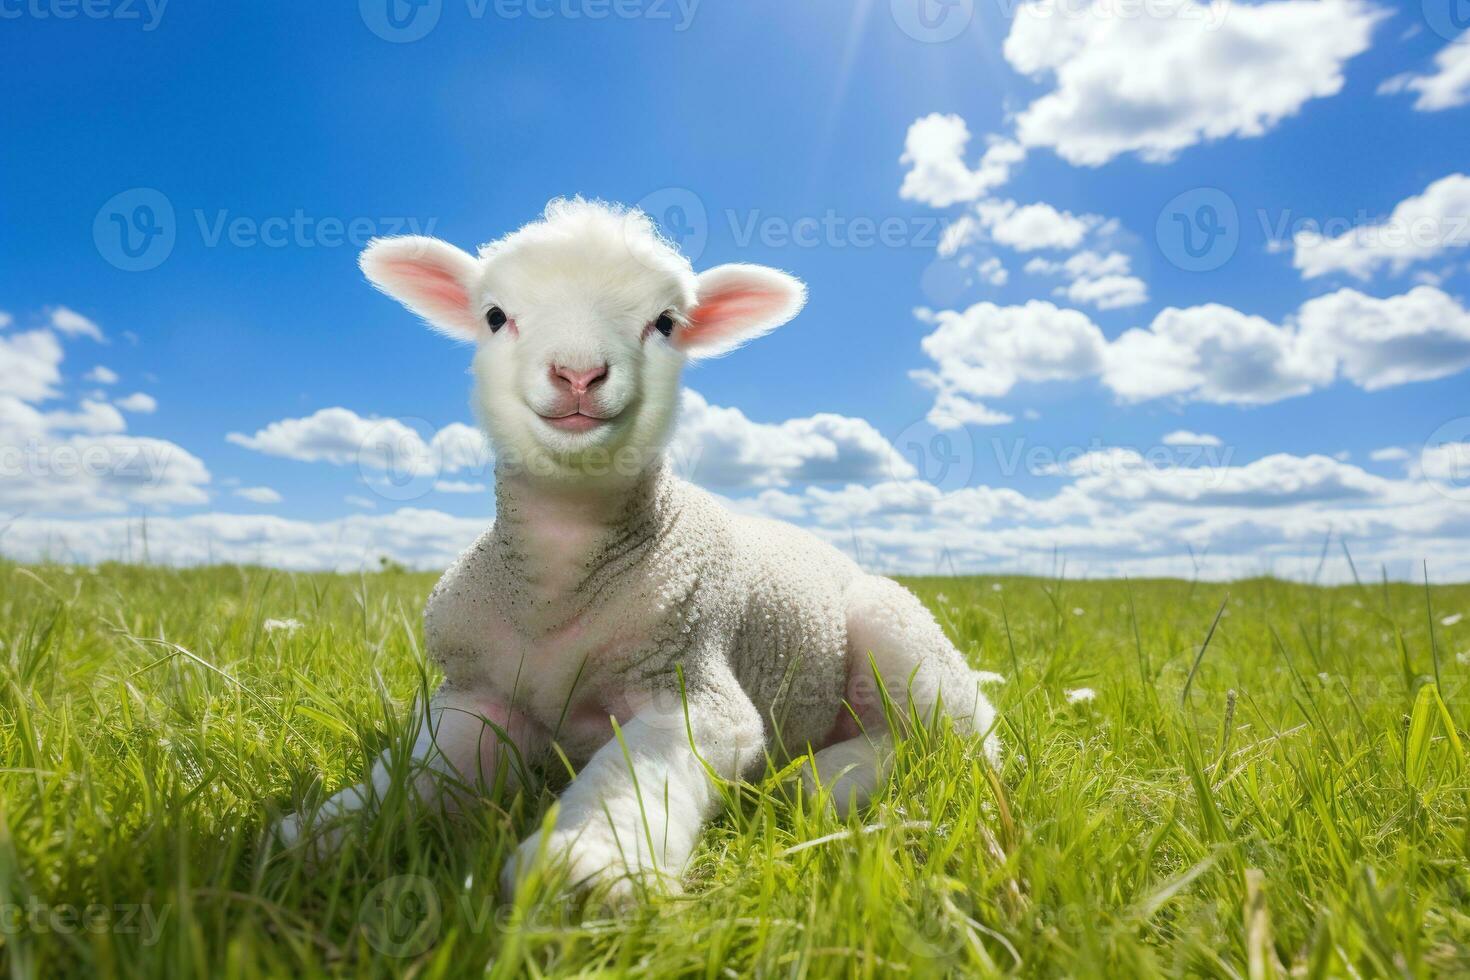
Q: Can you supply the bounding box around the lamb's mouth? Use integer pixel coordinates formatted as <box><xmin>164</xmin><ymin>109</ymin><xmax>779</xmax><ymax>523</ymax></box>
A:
<box><xmin>538</xmin><ymin>411</ymin><xmax>621</xmax><ymax>434</ymax></box>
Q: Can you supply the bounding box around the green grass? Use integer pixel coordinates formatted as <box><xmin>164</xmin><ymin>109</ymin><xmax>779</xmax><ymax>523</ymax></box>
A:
<box><xmin>1</xmin><ymin>560</ymin><xmax>1467</xmax><ymax>978</ymax></box>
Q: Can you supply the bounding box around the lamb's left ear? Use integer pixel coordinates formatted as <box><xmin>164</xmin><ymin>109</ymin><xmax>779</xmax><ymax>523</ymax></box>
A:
<box><xmin>675</xmin><ymin>264</ymin><xmax>807</xmax><ymax>359</ymax></box>
<box><xmin>359</xmin><ymin>236</ymin><xmax>485</xmax><ymax>340</ymax></box>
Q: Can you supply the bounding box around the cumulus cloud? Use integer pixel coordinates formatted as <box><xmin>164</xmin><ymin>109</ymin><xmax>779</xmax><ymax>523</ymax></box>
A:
<box><xmin>7</xmin><ymin>443</ymin><xmax>1469</xmax><ymax>583</ymax></box>
<box><xmin>899</xmin><ymin>114</ymin><xmax>1025</xmax><ymax>207</ymax></box>
<box><xmin>1163</xmin><ymin>430</ymin><xmax>1222</xmax><ymax>447</ymax></box>
<box><xmin>1</xmin><ymin>509</ymin><xmax>487</xmax><ymax>572</ymax></box>
<box><xmin>670</xmin><ymin>390</ymin><xmax>915</xmax><ymax>487</ymax></box>
<box><xmin>1369</xmin><ymin>446</ymin><xmax>1409</xmax><ymax>462</ymax></box>
<box><xmin>900</xmin><ymin>0</ymin><xmax>1381</xmax><ymax>206</ymax></box>
<box><xmin>728</xmin><ymin>450</ymin><xmax>1470</xmax><ymax>582</ymax></box>
<box><xmin>1026</xmin><ymin>250</ymin><xmax>1148</xmax><ymax>310</ymax></box>
<box><xmin>0</xmin><ymin>319</ymin><xmax>209</xmax><ymax>517</ymax></box>
<box><xmin>48</xmin><ymin>307</ymin><xmax>105</xmax><ymax>342</ymax></box>
<box><xmin>41</xmin><ymin>400</ymin><xmax>128</xmax><ymax>435</ymax></box>
<box><xmin>1295</xmin><ymin>286</ymin><xmax>1470</xmax><ymax>389</ymax></box>
<box><xmin>1379</xmin><ymin>36</ymin><xmax>1470</xmax><ymax>111</ymax></box>
<box><xmin>972</xmin><ymin>199</ymin><xmax>1099</xmax><ymax>252</ymax></box>
<box><xmin>85</xmin><ymin>366</ymin><xmax>119</xmax><ymax>385</ymax></box>
<box><xmin>116</xmin><ymin>392</ymin><xmax>158</xmax><ymax>413</ymax></box>
<box><xmin>226</xmin><ymin>407</ymin><xmax>490</xmax><ymax>478</ymax></box>
<box><xmin>1003</xmin><ymin>0</ymin><xmax>1382</xmax><ymax>167</ymax></box>
<box><xmin>915</xmin><ymin>286</ymin><xmax>1470</xmax><ymax>421</ymax></box>
<box><xmin>235</xmin><ymin>486</ymin><xmax>282</xmax><ymax>504</ymax></box>
<box><xmin>1291</xmin><ymin>174</ymin><xmax>1470</xmax><ymax>280</ymax></box>
<box><xmin>911</xmin><ymin>300</ymin><xmax>1108</xmax><ymax>426</ymax></box>
<box><xmin>433</xmin><ymin>479</ymin><xmax>488</xmax><ymax>494</ymax></box>
<box><xmin>0</xmin><ymin>330</ymin><xmax>65</xmax><ymax>402</ymax></box>
<box><xmin>229</xmin><ymin>395</ymin><xmax>914</xmax><ymax>491</ymax></box>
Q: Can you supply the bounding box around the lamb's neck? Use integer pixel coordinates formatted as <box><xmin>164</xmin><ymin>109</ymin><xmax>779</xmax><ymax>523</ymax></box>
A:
<box><xmin>492</xmin><ymin>462</ymin><xmax>670</xmax><ymax>615</ymax></box>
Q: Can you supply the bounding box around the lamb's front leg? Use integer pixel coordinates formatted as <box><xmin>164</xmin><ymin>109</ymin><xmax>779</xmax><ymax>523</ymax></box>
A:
<box><xmin>502</xmin><ymin>677</ymin><xmax>764</xmax><ymax>904</ymax></box>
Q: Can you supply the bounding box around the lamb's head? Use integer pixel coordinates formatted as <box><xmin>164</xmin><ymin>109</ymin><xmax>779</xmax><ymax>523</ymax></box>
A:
<box><xmin>361</xmin><ymin>198</ymin><xmax>805</xmax><ymax>484</ymax></box>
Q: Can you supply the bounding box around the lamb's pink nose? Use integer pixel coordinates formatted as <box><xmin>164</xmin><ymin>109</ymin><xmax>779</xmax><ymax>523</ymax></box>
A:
<box><xmin>551</xmin><ymin>363</ymin><xmax>609</xmax><ymax>394</ymax></box>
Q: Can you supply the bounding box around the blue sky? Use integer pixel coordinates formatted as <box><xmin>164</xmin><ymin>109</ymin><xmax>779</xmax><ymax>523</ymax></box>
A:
<box><xmin>3</xmin><ymin>0</ymin><xmax>1470</xmax><ymax>581</ymax></box>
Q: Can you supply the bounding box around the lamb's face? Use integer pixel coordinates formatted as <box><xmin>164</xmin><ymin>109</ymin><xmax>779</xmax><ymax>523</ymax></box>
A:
<box><xmin>361</xmin><ymin>198</ymin><xmax>806</xmax><ymax>483</ymax></box>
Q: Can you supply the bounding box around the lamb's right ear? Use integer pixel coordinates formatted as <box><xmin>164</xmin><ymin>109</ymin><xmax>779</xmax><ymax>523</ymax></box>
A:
<box><xmin>360</xmin><ymin>236</ymin><xmax>484</xmax><ymax>340</ymax></box>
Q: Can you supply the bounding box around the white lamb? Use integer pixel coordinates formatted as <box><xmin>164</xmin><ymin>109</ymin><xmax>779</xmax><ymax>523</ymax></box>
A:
<box><xmin>278</xmin><ymin>198</ymin><xmax>1000</xmax><ymax>902</ymax></box>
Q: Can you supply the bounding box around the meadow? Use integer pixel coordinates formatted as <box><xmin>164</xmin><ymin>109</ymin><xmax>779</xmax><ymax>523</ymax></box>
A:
<box><xmin>0</xmin><ymin>559</ymin><xmax>1466</xmax><ymax>977</ymax></box>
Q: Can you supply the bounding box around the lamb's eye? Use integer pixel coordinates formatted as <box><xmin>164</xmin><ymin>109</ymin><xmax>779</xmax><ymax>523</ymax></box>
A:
<box><xmin>654</xmin><ymin>312</ymin><xmax>675</xmax><ymax>337</ymax></box>
<box><xmin>486</xmin><ymin>307</ymin><xmax>507</xmax><ymax>332</ymax></box>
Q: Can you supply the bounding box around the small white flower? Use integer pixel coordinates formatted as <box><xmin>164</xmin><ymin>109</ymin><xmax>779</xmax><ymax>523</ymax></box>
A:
<box><xmin>991</xmin><ymin>583</ymin><xmax>1003</xmax><ymax>592</ymax></box>
<box><xmin>936</xmin><ymin>592</ymin><xmax>949</xmax><ymax>604</ymax></box>
<box><xmin>263</xmin><ymin>618</ymin><xmax>304</xmax><ymax>635</ymax></box>
<box><xmin>1457</xmin><ymin>651</ymin><xmax>1470</xmax><ymax>666</ymax></box>
<box><xmin>1065</xmin><ymin>687</ymin><xmax>1097</xmax><ymax>704</ymax></box>
<box><xmin>1441</xmin><ymin>613</ymin><xmax>1463</xmax><ymax>627</ymax></box>
<box><xmin>1071</xmin><ymin>607</ymin><xmax>1085</xmax><ymax>616</ymax></box>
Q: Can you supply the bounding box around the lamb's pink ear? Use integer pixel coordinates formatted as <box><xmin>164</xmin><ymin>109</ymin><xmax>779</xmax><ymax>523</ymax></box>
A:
<box><xmin>360</xmin><ymin>236</ymin><xmax>484</xmax><ymax>340</ymax></box>
<box><xmin>676</xmin><ymin>264</ymin><xmax>807</xmax><ymax>359</ymax></box>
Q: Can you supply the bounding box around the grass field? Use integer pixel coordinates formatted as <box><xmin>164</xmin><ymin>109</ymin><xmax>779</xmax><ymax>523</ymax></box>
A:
<box><xmin>0</xmin><ymin>560</ymin><xmax>1467</xmax><ymax>978</ymax></box>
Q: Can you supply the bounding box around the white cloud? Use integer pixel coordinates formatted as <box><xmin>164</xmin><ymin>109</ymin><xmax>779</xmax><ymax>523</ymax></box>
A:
<box><xmin>41</xmin><ymin>400</ymin><xmax>128</xmax><ymax>435</ymax></box>
<box><xmin>345</xmin><ymin>495</ymin><xmax>377</xmax><ymax>510</ymax></box>
<box><xmin>1295</xmin><ymin>286</ymin><xmax>1470</xmax><ymax>390</ymax></box>
<box><xmin>1370</xmin><ymin>446</ymin><xmax>1409</xmax><ymax>462</ymax></box>
<box><xmin>670</xmin><ymin>390</ymin><xmax>915</xmax><ymax>487</ymax></box>
<box><xmin>1379</xmin><ymin>36</ymin><xmax>1470</xmax><ymax>111</ymax></box>
<box><xmin>0</xmin><ymin>330</ymin><xmax>65</xmax><ymax>402</ymax></box>
<box><xmin>1061</xmin><ymin>274</ymin><xmax>1149</xmax><ymax>310</ymax></box>
<box><xmin>227</xmin><ymin>408</ymin><xmax>457</xmax><ymax>476</ymax></box>
<box><xmin>974</xmin><ymin>199</ymin><xmax>1098</xmax><ymax>252</ymax></box>
<box><xmin>1291</xmin><ymin>174</ymin><xmax>1470</xmax><ymax>280</ymax></box>
<box><xmin>915</xmin><ymin>286</ymin><xmax>1470</xmax><ymax>420</ymax></box>
<box><xmin>229</xmin><ymin>395</ymin><xmax>913</xmax><ymax>491</ymax></box>
<box><xmin>85</xmin><ymin>366</ymin><xmax>119</xmax><ymax>385</ymax></box>
<box><xmin>1003</xmin><ymin>0</ymin><xmax>1382</xmax><ymax>167</ymax></box>
<box><xmin>1</xmin><ymin>509</ymin><xmax>487</xmax><ymax>572</ymax></box>
<box><xmin>1163</xmin><ymin>430</ymin><xmax>1222</xmax><ymax>447</ymax></box>
<box><xmin>433</xmin><ymin>479</ymin><xmax>488</xmax><ymax>494</ymax></box>
<box><xmin>235</xmin><ymin>486</ymin><xmax>283</xmax><ymax>504</ymax></box>
<box><xmin>911</xmin><ymin>300</ymin><xmax>1107</xmax><ymax>427</ymax></box>
<box><xmin>1104</xmin><ymin>303</ymin><xmax>1332</xmax><ymax>404</ymax></box>
<box><xmin>115</xmin><ymin>392</ymin><xmax>158</xmax><ymax>414</ymax></box>
<box><xmin>974</xmin><ymin>256</ymin><xmax>1009</xmax><ymax>287</ymax></box>
<box><xmin>48</xmin><ymin>307</ymin><xmax>104</xmax><ymax>342</ymax></box>
<box><xmin>899</xmin><ymin>114</ymin><xmax>1024</xmax><ymax>207</ymax></box>
<box><xmin>0</xmin><ymin>429</ymin><xmax>211</xmax><ymax>515</ymax></box>
<box><xmin>0</xmin><ymin>311</ymin><xmax>11</xmax><ymax>329</ymax></box>
<box><xmin>7</xmin><ymin>445</ymin><xmax>1470</xmax><ymax>584</ymax></box>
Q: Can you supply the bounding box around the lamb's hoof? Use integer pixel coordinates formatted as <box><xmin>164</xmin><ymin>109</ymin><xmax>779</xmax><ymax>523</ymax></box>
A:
<box><xmin>500</xmin><ymin>827</ymin><xmax>679</xmax><ymax>911</ymax></box>
<box><xmin>274</xmin><ymin>811</ymin><xmax>348</xmax><ymax>867</ymax></box>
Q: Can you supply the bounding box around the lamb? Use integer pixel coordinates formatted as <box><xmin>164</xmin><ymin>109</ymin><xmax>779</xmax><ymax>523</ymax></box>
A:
<box><xmin>278</xmin><ymin>198</ymin><xmax>1000</xmax><ymax>903</ymax></box>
